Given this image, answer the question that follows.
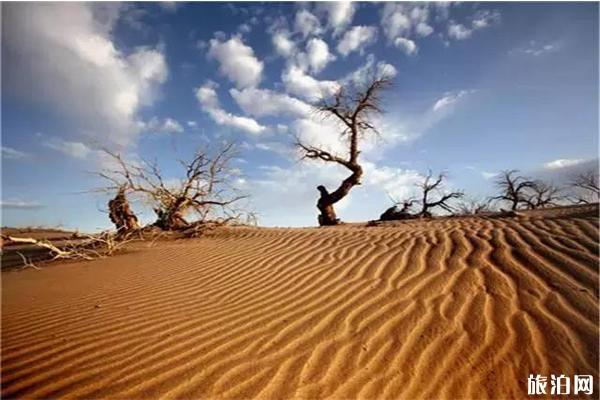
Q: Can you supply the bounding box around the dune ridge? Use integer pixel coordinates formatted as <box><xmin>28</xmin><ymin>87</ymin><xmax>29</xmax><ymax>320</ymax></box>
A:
<box><xmin>2</xmin><ymin>209</ymin><xmax>598</xmax><ymax>399</ymax></box>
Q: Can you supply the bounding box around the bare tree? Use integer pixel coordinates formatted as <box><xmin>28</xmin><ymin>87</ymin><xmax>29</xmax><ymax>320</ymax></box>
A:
<box><xmin>98</xmin><ymin>142</ymin><xmax>248</xmax><ymax>231</ymax></box>
<box><xmin>570</xmin><ymin>170</ymin><xmax>599</xmax><ymax>204</ymax></box>
<box><xmin>415</xmin><ymin>170</ymin><xmax>464</xmax><ymax>217</ymax></box>
<box><xmin>296</xmin><ymin>77</ymin><xmax>392</xmax><ymax>226</ymax></box>
<box><xmin>457</xmin><ymin>196</ymin><xmax>493</xmax><ymax>215</ymax></box>
<box><xmin>524</xmin><ymin>180</ymin><xmax>563</xmax><ymax>209</ymax></box>
<box><xmin>492</xmin><ymin>170</ymin><xmax>536</xmax><ymax>211</ymax></box>
<box><xmin>379</xmin><ymin>198</ymin><xmax>416</xmax><ymax>221</ymax></box>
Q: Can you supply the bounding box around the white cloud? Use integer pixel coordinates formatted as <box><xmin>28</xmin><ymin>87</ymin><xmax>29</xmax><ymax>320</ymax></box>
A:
<box><xmin>159</xmin><ymin>2</ymin><xmax>179</xmax><ymax>13</ymax></box>
<box><xmin>282</xmin><ymin>65</ymin><xmax>339</xmax><ymax>102</ymax></box>
<box><xmin>44</xmin><ymin>138</ymin><xmax>92</xmax><ymax>159</ymax></box>
<box><xmin>337</xmin><ymin>25</ymin><xmax>378</xmax><ymax>56</ymax></box>
<box><xmin>447</xmin><ymin>23</ymin><xmax>472</xmax><ymax>40</ymax></box>
<box><xmin>187</xmin><ymin>121</ymin><xmax>197</xmax><ymax>128</ymax></box>
<box><xmin>543</xmin><ymin>158</ymin><xmax>586</xmax><ymax>170</ymax></box>
<box><xmin>208</xmin><ymin>35</ymin><xmax>263</xmax><ymax>88</ymax></box>
<box><xmin>195</xmin><ymin>82</ymin><xmax>266</xmax><ymax>135</ymax></box>
<box><xmin>432</xmin><ymin>90</ymin><xmax>471</xmax><ymax>112</ymax></box>
<box><xmin>472</xmin><ymin>10</ymin><xmax>500</xmax><ymax>30</ymax></box>
<box><xmin>142</xmin><ymin>117</ymin><xmax>184</xmax><ymax>134</ymax></box>
<box><xmin>344</xmin><ymin>54</ymin><xmax>397</xmax><ymax>87</ymax></box>
<box><xmin>514</xmin><ymin>41</ymin><xmax>560</xmax><ymax>57</ymax></box>
<box><xmin>272</xmin><ymin>30</ymin><xmax>296</xmax><ymax>58</ymax></box>
<box><xmin>302</xmin><ymin>38</ymin><xmax>336</xmax><ymax>73</ymax></box>
<box><xmin>230</xmin><ymin>87</ymin><xmax>311</xmax><ymax>118</ymax></box>
<box><xmin>292</xmin><ymin>117</ymin><xmax>349</xmax><ymax>157</ymax></box>
<box><xmin>394</xmin><ymin>37</ymin><xmax>417</xmax><ymax>55</ymax></box>
<box><xmin>415</xmin><ymin>22</ymin><xmax>433</xmax><ymax>37</ymax></box>
<box><xmin>481</xmin><ymin>171</ymin><xmax>498</xmax><ymax>180</ymax></box>
<box><xmin>381</xmin><ymin>4</ymin><xmax>412</xmax><ymax>40</ymax></box>
<box><xmin>3</xmin><ymin>3</ymin><xmax>167</xmax><ymax>148</ymax></box>
<box><xmin>294</xmin><ymin>9</ymin><xmax>323</xmax><ymax>39</ymax></box>
<box><xmin>2</xmin><ymin>146</ymin><xmax>30</xmax><ymax>160</ymax></box>
<box><xmin>1</xmin><ymin>200</ymin><xmax>45</xmax><ymax>210</ymax></box>
<box><xmin>319</xmin><ymin>2</ymin><xmax>355</xmax><ymax>35</ymax></box>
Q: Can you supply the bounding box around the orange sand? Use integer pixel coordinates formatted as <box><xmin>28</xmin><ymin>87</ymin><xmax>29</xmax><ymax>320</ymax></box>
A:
<box><xmin>2</xmin><ymin>207</ymin><xmax>598</xmax><ymax>399</ymax></box>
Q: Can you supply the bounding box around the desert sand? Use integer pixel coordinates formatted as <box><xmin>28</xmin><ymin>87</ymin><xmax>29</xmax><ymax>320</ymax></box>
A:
<box><xmin>2</xmin><ymin>206</ymin><xmax>598</xmax><ymax>399</ymax></box>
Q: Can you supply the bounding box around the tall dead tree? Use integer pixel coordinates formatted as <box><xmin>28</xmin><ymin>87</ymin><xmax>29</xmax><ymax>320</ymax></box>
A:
<box><xmin>296</xmin><ymin>77</ymin><xmax>391</xmax><ymax>226</ymax></box>
<box><xmin>570</xmin><ymin>170</ymin><xmax>599</xmax><ymax>204</ymax></box>
<box><xmin>415</xmin><ymin>170</ymin><xmax>463</xmax><ymax>217</ymax></box>
<box><xmin>98</xmin><ymin>142</ymin><xmax>247</xmax><ymax>231</ymax></box>
<box><xmin>492</xmin><ymin>170</ymin><xmax>536</xmax><ymax>211</ymax></box>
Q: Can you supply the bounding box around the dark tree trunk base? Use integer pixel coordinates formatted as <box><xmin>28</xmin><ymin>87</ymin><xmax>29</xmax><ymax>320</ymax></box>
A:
<box><xmin>108</xmin><ymin>188</ymin><xmax>140</xmax><ymax>234</ymax></box>
<box><xmin>317</xmin><ymin>185</ymin><xmax>341</xmax><ymax>226</ymax></box>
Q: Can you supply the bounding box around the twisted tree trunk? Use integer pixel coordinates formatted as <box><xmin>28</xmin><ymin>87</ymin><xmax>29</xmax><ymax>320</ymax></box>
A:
<box><xmin>108</xmin><ymin>188</ymin><xmax>140</xmax><ymax>234</ymax></box>
<box><xmin>316</xmin><ymin>164</ymin><xmax>362</xmax><ymax>226</ymax></box>
<box><xmin>153</xmin><ymin>197</ymin><xmax>190</xmax><ymax>231</ymax></box>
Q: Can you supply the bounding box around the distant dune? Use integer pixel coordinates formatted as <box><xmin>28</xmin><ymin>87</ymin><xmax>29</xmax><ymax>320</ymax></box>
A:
<box><xmin>2</xmin><ymin>205</ymin><xmax>598</xmax><ymax>399</ymax></box>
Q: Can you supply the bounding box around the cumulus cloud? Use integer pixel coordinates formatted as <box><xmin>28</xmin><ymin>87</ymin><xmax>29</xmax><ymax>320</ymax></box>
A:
<box><xmin>318</xmin><ymin>2</ymin><xmax>355</xmax><ymax>35</ymax></box>
<box><xmin>381</xmin><ymin>4</ymin><xmax>412</xmax><ymax>40</ymax></box>
<box><xmin>2</xmin><ymin>146</ymin><xmax>30</xmax><ymax>160</ymax></box>
<box><xmin>415</xmin><ymin>22</ymin><xmax>434</xmax><ymax>37</ymax></box>
<box><xmin>208</xmin><ymin>35</ymin><xmax>264</xmax><ymax>88</ymax></box>
<box><xmin>447</xmin><ymin>9</ymin><xmax>500</xmax><ymax>41</ymax></box>
<box><xmin>195</xmin><ymin>82</ymin><xmax>266</xmax><ymax>135</ymax></box>
<box><xmin>301</xmin><ymin>38</ymin><xmax>336</xmax><ymax>73</ymax></box>
<box><xmin>344</xmin><ymin>54</ymin><xmax>397</xmax><ymax>86</ymax></box>
<box><xmin>380</xmin><ymin>4</ymin><xmax>435</xmax><ymax>54</ymax></box>
<box><xmin>381</xmin><ymin>4</ymin><xmax>500</xmax><ymax>49</ymax></box>
<box><xmin>229</xmin><ymin>87</ymin><xmax>311</xmax><ymax>118</ymax></box>
<box><xmin>294</xmin><ymin>9</ymin><xmax>323</xmax><ymax>39</ymax></box>
<box><xmin>447</xmin><ymin>23</ymin><xmax>472</xmax><ymax>40</ymax></box>
<box><xmin>472</xmin><ymin>10</ymin><xmax>501</xmax><ymax>29</ymax></box>
<box><xmin>394</xmin><ymin>37</ymin><xmax>418</xmax><ymax>55</ymax></box>
<box><xmin>141</xmin><ymin>117</ymin><xmax>184</xmax><ymax>134</ymax></box>
<box><xmin>272</xmin><ymin>30</ymin><xmax>296</xmax><ymax>58</ymax></box>
<box><xmin>3</xmin><ymin>3</ymin><xmax>168</xmax><ymax>149</ymax></box>
<box><xmin>282</xmin><ymin>65</ymin><xmax>339</xmax><ymax>102</ymax></box>
<box><xmin>337</xmin><ymin>25</ymin><xmax>378</xmax><ymax>56</ymax></box>
<box><xmin>543</xmin><ymin>158</ymin><xmax>586</xmax><ymax>170</ymax></box>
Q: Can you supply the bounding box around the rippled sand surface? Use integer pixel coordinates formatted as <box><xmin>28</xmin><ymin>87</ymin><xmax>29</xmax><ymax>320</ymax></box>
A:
<box><xmin>2</xmin><ymin>206</ymin><xmax>598</xmax><ymax>399</ymax></box>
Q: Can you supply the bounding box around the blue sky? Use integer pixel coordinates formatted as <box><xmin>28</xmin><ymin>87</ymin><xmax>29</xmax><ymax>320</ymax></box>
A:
<box><xmin>2</xmin><ymin>1</ymin><xmax>598</xmax><ymax>230</ymax></box>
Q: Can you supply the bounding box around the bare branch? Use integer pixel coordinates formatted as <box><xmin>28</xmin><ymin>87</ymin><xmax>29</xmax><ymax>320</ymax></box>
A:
<box><xmin>97</xmin><ymin>142</ymin><xmax>250</xmax><ymax>231</ymax></box>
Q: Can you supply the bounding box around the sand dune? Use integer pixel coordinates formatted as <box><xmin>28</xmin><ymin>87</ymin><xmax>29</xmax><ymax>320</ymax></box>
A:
<box><xmin>2</xmin><ymin>206</ymin><xmax>598</xmax><ymax>399</ymax></box>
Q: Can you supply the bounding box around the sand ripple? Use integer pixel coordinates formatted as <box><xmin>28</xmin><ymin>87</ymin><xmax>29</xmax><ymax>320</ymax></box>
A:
<box><xmin>2</xmin><ymin>208</ymin><xmax>598</xmax><ymax>399</ymax></box>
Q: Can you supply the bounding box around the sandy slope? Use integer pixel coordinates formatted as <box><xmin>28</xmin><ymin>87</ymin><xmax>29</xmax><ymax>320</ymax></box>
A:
<box><xmin>2</xmin><ymin>207</ymin><xmax>598</xmax><ymax>399</ymax></box>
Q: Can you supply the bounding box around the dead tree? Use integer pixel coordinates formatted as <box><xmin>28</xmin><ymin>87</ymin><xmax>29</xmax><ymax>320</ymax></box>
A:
<box><xmin>379</xmin><ymin>198</ymin><xmax>415</xmax><ymax>221</ymax></box>
<box><xmin>492</xmin><ymin>170</ymin><xmax>536</xmax><ymax>211</ymax></box>
<box><xmin>570</xmin><ymin>170</ymin><xmax>599</xmax><ymax>204</ymax></box>
<box><xmin>524</xmin><ymin>180</ymin><xmax>562</xmax><ymax>209</ymax></box>
<box><xmin>108</xmin><ymin>186</ymin><xmax>140</xmax><ymax>234</ymax></box>
<box><xmin>415</xmin><ymin>170</ymin><xmax>463</xmax><ymax>217</ymax></box>
<box><xmin>98</xmin><ymin>142</ymin><xmax>247</xmax><ymax>231</ymax></box>
<box><xmin>457</xmin><ymin>196</ymin><xmax>493</xmax><ymax>215</ymax></box>
<box><xmin>296</xmin><ymin>77</ymin><xmax>392</xmax><ymax>226</ymax></box>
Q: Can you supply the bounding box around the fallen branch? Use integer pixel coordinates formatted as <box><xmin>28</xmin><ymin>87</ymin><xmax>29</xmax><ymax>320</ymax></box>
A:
<box><xmin>2</xmin><ymin>231</ymin><xmax>134</xmax><ymax>262</ymax></box>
